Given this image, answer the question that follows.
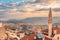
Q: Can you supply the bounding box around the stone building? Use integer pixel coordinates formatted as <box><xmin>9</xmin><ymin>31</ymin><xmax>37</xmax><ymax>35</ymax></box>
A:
<box><xmin>0</xmin><ymin>22</ymin><xmax>7</xmax><ymax>40</ymax></box>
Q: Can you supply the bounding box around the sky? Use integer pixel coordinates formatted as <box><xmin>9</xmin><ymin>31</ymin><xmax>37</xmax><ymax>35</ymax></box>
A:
<box><xmin>0</xmin><ymin>0</ymin><xmax>60</xmax><ymax>21</ymax></box>
<box><xmin>0</xmin><ymin>0</ymin><xmax>24</xmax><ymax>3</ymax></box>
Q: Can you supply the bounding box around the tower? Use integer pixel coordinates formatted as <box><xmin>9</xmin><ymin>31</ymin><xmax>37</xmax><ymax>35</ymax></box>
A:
<box><xmin>48</xmin><ymin>8</ymin><xmax>52</xmax><ymax>37</ymax></box>
<box><xmin>37</xmin><ymin>26</ymin><xmax>41</xmax><ymax>33</ymax></box>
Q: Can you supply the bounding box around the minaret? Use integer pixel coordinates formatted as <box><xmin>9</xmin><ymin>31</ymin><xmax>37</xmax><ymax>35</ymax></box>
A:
<box><xmin>37</xmin><ymin>26</ymin><xmax>41</xmax><ymax>33</ymax></box>
<box><xmin>48</xmin><ymin>8</ymin><xmax>52</xmax><ymax>37</ymax></box>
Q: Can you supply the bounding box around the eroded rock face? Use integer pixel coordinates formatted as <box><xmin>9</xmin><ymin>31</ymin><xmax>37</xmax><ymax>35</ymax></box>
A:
<box><xmin>0</xmin><ymin>27</ymin><xmax>7</xmax><ymax>40</ymax></box>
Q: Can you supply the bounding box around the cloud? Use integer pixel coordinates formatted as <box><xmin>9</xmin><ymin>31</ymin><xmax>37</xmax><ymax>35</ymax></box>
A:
<box><xmin>0</xmin><ymin>9</ymin><xmax>60</xmax><ymax>21</ymax></box>
<box><xmin>0</xmin><ymin>0</ymin><xmax>60</xmax><ymax>21</ymax></box>
<box><xmin>16</xmin><ymin>0</ymin><xmax>60</xmax><ymax>12</ymax></box>
<box><xmin>0</xmin><ymin>0</ymin><xmax>60</xmax><ymax>12</ymax></box>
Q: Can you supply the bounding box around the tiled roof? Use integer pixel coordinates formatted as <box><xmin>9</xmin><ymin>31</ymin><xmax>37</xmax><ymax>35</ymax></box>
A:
<box><xmin>53</xmin><ymin>27</ymin><xmax>60</xmax><ymax>34</ymax></box>
<box><xmin>20</xmin><ymin>34</ymin><xmax>51</xmax><ymax>40</ymax></box>
<box><xmin>45</xmin><ymin>37</ymin><xmax>51</xmax><ymax>40</ymax></box>
<box><xmin>20</xmin><ymin>34</ymin><xmax>36</xmax><ymax>40</ymax></box>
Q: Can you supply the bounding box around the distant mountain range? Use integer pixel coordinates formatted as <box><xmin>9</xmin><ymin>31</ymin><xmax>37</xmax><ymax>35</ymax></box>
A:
<box><xmin>3</xmin><ymin>17</ymin><xmax>60</xmax><ymax>26</ymax></box>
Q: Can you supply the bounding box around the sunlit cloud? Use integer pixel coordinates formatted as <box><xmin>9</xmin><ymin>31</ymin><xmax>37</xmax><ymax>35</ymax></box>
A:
<box><xmin>0</xmin><ymin>0</ymin><xmax>60</xmax><ymax>21</ymax></box>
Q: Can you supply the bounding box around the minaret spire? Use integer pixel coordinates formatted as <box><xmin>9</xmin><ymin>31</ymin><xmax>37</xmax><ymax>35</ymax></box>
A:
<box><xmin>48</xmin><ymin>8</ymin><xmax>52</xmax><ymax>37</ymax></box>
<box><xmin>48</xmin><ymin>8</ymin><xmax>52</xmax><ymax>24</ymax></box>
